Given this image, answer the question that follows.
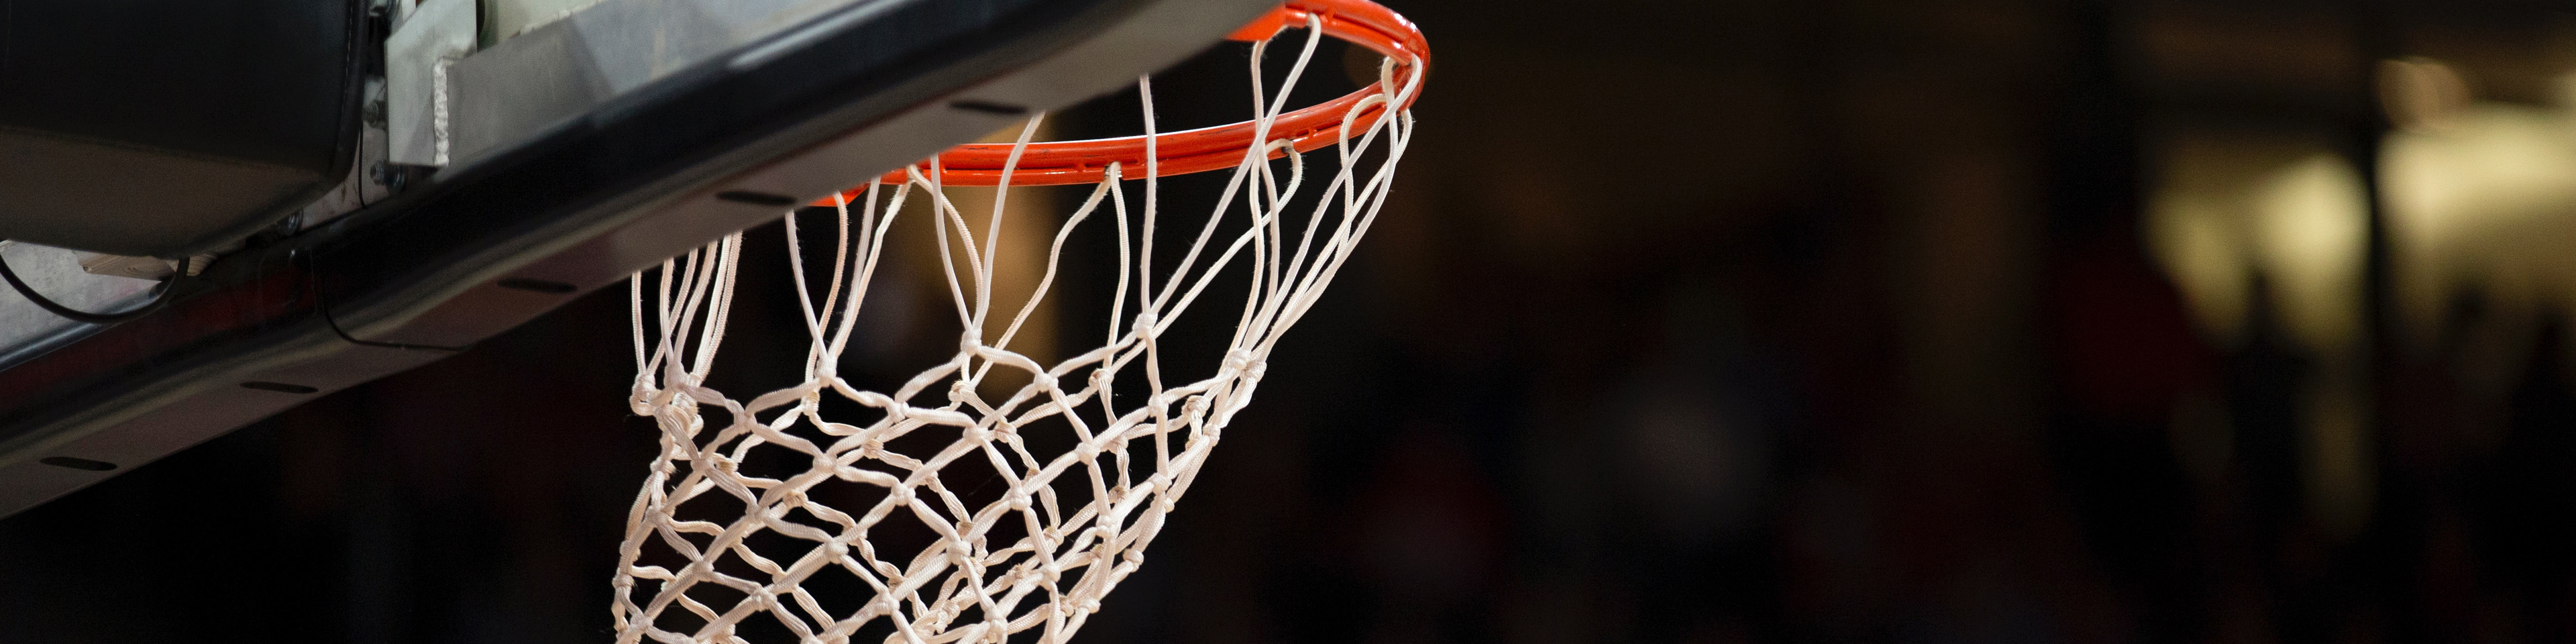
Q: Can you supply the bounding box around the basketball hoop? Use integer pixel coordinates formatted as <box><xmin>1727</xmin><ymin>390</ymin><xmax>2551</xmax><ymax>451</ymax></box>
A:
<box><xmin>816</xmin><ymin>0</ymin><xmax>1426</xmax><ymax>191</ymax></box>
<box><xmin>615</xmin><ymin>1</ymin><xmax>1425</xmax><ymax>641</ymax></box>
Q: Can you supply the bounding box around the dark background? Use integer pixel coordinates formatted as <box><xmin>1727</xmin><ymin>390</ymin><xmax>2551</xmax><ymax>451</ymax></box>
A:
<box><xmin>10</xmin><ymin>0</ymin><xmax>2576</xmax><ymax>642</ymax></box>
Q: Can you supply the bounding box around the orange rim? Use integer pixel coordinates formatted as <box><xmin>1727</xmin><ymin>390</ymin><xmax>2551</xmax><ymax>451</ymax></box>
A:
<box><xmin>815</xmin><ymin>0</ymin><xmax>1427</xmax><ymax>202</ymax></box>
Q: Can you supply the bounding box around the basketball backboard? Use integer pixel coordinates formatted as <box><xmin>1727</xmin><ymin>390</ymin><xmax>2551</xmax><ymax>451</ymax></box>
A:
<box><xmin>0</xmin><ymin>0</ymin><xmax>1281</xmax><ymax>517</ymax></box>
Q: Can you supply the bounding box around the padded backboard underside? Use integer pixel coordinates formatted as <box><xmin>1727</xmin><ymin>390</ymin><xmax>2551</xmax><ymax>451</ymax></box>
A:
<box><xmin>0</xmin><ymin>129</ymin><xmax>328</xmax><ymax>256</ymax></box>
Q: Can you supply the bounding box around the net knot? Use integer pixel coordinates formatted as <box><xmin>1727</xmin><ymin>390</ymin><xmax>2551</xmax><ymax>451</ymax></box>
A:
<box><xmin>628</xmin><ymin>380</ymin><xmax>657</xmax><ymax>415</ymax></box>
<box><xmin>1222</xmin><ymin>348</ymin><xmax>1265</xmax><ymax>378</ymax></box>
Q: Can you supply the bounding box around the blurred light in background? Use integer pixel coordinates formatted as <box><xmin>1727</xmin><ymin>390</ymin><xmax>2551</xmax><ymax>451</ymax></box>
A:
<box><xmin>2380</xmin><ymin>58</ymin><xmax>2576</xmax><ymax>358</ymax></box>
<box><xmin>2145</xmin><ymin>51</ymin><xmax>2576</xmax><ymax>543</ymax></box>
<box><xmin>2147</xmin><ymin>138</ymin><xmax>2367</xmax><ymax>354</ymax></box>
<box><xmin>2147</xmin><ymin>127</ymin><xmax>2374</xmax><ymax>537</ymax></box>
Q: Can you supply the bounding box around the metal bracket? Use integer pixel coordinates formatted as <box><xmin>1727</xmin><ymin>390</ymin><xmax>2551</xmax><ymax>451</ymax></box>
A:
<box><xmin>386</xmin><ymin>0</ymin><xmax>478</xmax><ymax>167</ymax></box>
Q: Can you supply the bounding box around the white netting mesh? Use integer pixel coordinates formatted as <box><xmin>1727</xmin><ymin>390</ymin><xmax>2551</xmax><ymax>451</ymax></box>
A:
<box><xmin>614</xmin><ymin>23</ymin><xmax>1416</xmax><ymax>644</ymax></box>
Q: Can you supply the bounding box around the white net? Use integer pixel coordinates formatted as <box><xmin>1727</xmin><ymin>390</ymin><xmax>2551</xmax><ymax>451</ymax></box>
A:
<box><xmin>614</xmin><ymin>21</ymin><xmax>1417</xmax><ymax>644</ymax></box>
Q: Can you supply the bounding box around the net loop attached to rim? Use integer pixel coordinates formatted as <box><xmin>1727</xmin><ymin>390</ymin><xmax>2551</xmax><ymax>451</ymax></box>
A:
<box><xmin>614</xmin><ymin>1</ymin><xmax>1425</xmax><ymax>642</ymax></box>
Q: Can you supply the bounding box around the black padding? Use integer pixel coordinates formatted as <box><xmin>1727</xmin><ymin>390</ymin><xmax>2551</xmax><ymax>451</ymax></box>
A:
<box><xmin>0</xmin><ymin>0</ymin><xmax>366</xmax><ymax>256</ymax></box>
